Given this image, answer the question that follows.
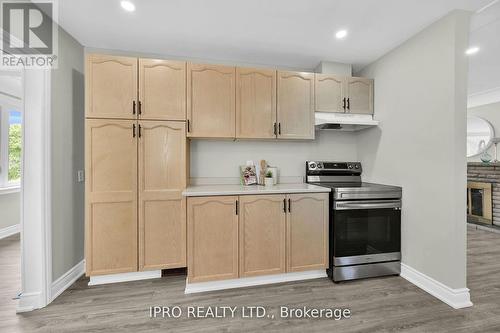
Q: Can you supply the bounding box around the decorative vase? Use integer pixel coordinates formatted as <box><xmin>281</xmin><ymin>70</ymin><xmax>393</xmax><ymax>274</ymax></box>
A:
<box><xmin>264</xmin><ymin>177</ymin><xmax>274</xmax><ymax>187</ymax></box>
<box><xmin>480</xmin><ymin>151</ymin><xmax>492</xmax><ymax>163</ymax></box>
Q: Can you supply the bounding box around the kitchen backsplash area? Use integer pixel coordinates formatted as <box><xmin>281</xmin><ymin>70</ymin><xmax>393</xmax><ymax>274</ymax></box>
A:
<box><xmin>189</xmin><ymin>130</ymin><xmax>358</xmax><ymax>185</ymax></box>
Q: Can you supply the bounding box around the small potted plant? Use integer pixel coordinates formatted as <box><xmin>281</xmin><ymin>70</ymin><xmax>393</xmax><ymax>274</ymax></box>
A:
<box><xmin>264</xmin><ymin>170</ymin><xmax>274</xmax><ymax>187</ymax></box>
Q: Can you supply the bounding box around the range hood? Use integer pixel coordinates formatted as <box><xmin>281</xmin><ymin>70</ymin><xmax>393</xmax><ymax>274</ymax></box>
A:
<box><xmin>315</xmin><ymin>112</ymin><xmax>379</xmax><ymax>132</ymax></box>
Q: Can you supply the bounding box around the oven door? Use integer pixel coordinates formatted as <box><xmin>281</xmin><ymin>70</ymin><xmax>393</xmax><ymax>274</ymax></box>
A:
<box><xmin>333</xmin><ymin>200</ymin><xmax>401</xmax><ymax>266</ymax></box>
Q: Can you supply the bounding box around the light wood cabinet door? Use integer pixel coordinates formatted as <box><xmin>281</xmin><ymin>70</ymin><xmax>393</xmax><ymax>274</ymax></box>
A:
<box><xmin>315</xmin><ymin>74</ymin><xmax>345</xmax><ymax>113</ymax></box>
<box><xmin>139</xmin><ymin>59</ymin><xmax>186</xmax><ymax>121</ymax></box>
<box><xmin>346</xmin><ymin>77</ymin><xmax>374</xmax><ymax>115</ymax></box>
<box><xmin>239</xmin><ymin>195</ymin><xmax>286</xmax><ymax>277</ymax></box>
<box><xmin>277</xmin><ymin>71</ymin><xmax>315</xmax><ymax>140</ymax></box>
<box><xmin>85</xmin><ymin>119</ymin><xmax>138</xmax><ymax>276</ymax></box>
<box><xmin>236</xmin><ymin>68</ymin><xmax>276</xmax><ymax>139</ymax></box>
<box><xmin>86</xmin><ymin>54</ymin><xmax>138</xmax><ymax>119</ymax></box>
<box><xmin>187</xmin><ymin>63</ymin><xmax>235</xmax><ymax>138</ymax></box>
<box><xmin>187</xmin><ymin>196</ymin><xmax>239</xmax><ymax>282</ymax></box>
<box><xmin>286</xmin><ymin>193</ymin><xmax>328</xmax><ymax>272</ymax></box>
<box><xmin>138</xmin><ymin>121</ymin><xmax>186</xmax><ymax>271</ymax></box>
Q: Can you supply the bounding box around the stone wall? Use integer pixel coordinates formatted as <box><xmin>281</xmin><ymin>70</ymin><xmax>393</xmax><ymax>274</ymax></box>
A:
<box><xmin>467</xmin><ymin>162</ymin><xmax>500</xmax><ymax>226</ymax></box>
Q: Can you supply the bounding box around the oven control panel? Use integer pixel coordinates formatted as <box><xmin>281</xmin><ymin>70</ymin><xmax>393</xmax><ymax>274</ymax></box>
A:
<box><xmin>306</xmin><ymin>161</ymin><xmax>362</xmax><ymax>174</ymax></box>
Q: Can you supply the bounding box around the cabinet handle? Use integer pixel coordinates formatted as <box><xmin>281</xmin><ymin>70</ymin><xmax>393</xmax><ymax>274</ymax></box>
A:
<box><xmin>235</xmin><ymin>200</ymin><xmax>239</xmax><ymax>215</ymax></box>
<box><xmin>132</xmin><ymin>124</ymin><xmax>136</xmax><ymax>138</ymax></box>
<box><xmin>283</xmin><ymin>198</ymin><xmax>286</xmax><ymax>213</ymax></box>
<box><xmin>274</xmin><ymin>123</ymin><xmax>277</xmax><ymax>136</ymax></box>
<box><xmin>347</xmin><ymin>98</ymin><xmax>350</xmax><ymax>111</ymax></box>
<box><xmin>288</xmin><ymin>198</ymin><xmax>291</xmax><ymax>213</ymax></box>
<box><xmin>278</xmin><ymin>123</ymin><xmax>281</xmax><ymax>135</ymax></box>
<box><xmin>187</xmin><ymin>120</ymin><xmax>190</xmax><ymax>133</ymax></box>
<box><xmin>138</xmin><ymin>124</ymin><xmax>142</xmax><ymax>138</ymax></box>
<box><xmin>342</xmin><ymin>98</ymin><xmax>346</xmax><ymax>111</ymax></box>
<box><xmin>132</xmin><ymin>101</ymin><xmax>136</xmax><ymax>115</ymax></box>
<box><xmin>138</xmin><ymin>101</ymin><xmax>142</xmax><ymax>115</ymax></box>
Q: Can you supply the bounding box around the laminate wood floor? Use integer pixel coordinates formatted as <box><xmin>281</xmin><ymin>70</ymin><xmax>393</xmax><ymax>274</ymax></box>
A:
<box><xmin>1</xmin><ymin>227</ymin><xmax>500</xmax><ymax>332</ymax></box>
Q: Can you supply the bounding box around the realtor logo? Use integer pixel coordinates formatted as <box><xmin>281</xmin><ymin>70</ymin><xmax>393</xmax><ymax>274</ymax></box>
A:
<box><xmin>1</xmin><ymin>0</ymin><xmax>58</xmax><ymax>68</ymax></box>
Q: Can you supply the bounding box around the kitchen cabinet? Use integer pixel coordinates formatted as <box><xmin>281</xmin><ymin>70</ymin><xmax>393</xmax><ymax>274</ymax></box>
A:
<box><xmin>186</xmin><ymin>192</ymin><xmax>329</xmax><ymax>283</ymax></box>
<box><xmin>277</xmin><ymin>71</ymin><xmax>315</xmax><ymax>140</ymax></box>
<box><xmin>314</xmin><ymin>74</ymin><xmax>345</xmax><ymax>113</ymax></box>
<box><xmin>286</xmin><ymin>193</ymin><xmax>329</xmax><ymax>272</ymax></box>
<box><xmin>138</xmin><ymin>59</ymin><xmax>186</xmax><ymax>121</ymax></box>
<box><xmin>346</xmin><ymin>77</ymin><xmax>374</xmax><ymax>115</ymax></box>
<box><xmin>236</xmin><ymin>68</ymin><xmax>276</xmax><ymax>139</ymax></box>
<box><xmin>187</xmin><ymin>196</ymin><xmax>239</xmax><ymax>283</ymax></box>
<box><xmin>86</xmin><ymin>55</ymin><xmax>138</xmax><ymax>119</ymax></box>
<box><xmin>239</xmin><ymin>195</ymin><xmax>286</xmax><ymax>277</ymax></box>
<box><xmin>85</xmin><ymin>119</ymin><xmax>138</xmax><ymax>275</ymax></box>
<box><xmin>138</xmin><ymin>121</ymin><xmax>186</xmax><ymax>271</ymax></box>
<box><xmin>187</xmin><ymin>63</ymin><xmax>236</xmax><ymax>138</ymax></box>
<box><xmin>315</xmin><ymin>75</ymin><xmax>374</xmax><ymax>115</ymax></box>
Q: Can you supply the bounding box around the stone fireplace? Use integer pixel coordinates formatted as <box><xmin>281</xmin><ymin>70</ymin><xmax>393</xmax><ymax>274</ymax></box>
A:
<box><xmin>467</xmin><ymin>181</ymin><xmax>492</xmax><ymax>225</ymax></box>
<box><xmin>467</xmin><ymin>163</ymin><xmax>499</xmax><ymax>226</ymax></box>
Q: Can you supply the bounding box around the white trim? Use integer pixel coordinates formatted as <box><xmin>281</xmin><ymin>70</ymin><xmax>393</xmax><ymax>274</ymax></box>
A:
<box><xmin>88</xmin><ymin>270</ymin><xmax>162</xmax><ymax>286</ymax></box>
<box><xmin>0</xmin><ymin>223</ymin><xmax>19</xmax><ymax>239</ymax></box>
<box><xmin>468</xmin><ymin>86</ymin><xmax>500</xmax><ymax>108</ymax></box>
<box><xmin>50</xmin><ymin>260</ymin><xmax>85</xmax><ymax>301</ymax></box>
<box><xmin>400</xmin><ymin>263</ymin><xmax>472</xmax><ymax>309</ymax></box>
<box><xmin>185</xmin><ymin>270</ymin><xmax>327</xmax><ymax>294</ymax></box>
<box><xmin>17</xmin><ymin>68</ymin><xmax>52</xmax><ymax>312</ymax></box>
<box><xmin>0</xmin><ymin>185</ymin><xmax>20</xmax><ymax>195</ymax></box>
<box><xmin>15</xmin><ymin>292</ymin><xmax>42</xmax><ymax>313</ymax></box>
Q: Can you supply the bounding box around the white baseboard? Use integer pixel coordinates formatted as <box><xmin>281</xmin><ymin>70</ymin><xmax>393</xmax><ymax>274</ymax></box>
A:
<box><xmin>185</xmin><ymin>270</ymin><xmax>327</xmax><ymax>294</ymax></box>
<box><xmin>16</xmin><ymin>291</ymin><xmax>43</xmax><ymax>313</ymax></box>
<box><xmin>89</xmin><ymin>270</ymin><xmax>161</xmax><ymax>286</ymax></box>
<box><xmin>400</xmin><ymin>263</ymin><xmax>472</xmax><ymax>309</ymax></box>
<box><xmin>0</xmin><ymin>224</ymin><xmax>20</xmax><ymax>240</ymax></box>
<box><xmin>50</xmin><ymin>260</ymin><xmax>85</xmax><ymax>302</ymax></box>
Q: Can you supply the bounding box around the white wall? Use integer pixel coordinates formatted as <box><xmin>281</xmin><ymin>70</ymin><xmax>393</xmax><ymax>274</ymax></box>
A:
<box><xmin>0</xmin><ymin>192</ymin><xmax>20</xmax><ymax>229</ymax></box>
<box><xmin>190</xmin><ymin>131</ymin><xmax>358</xmax><ymax>182</ymax></box>
<box><xmin>356</xmin><ymin>11</ymin><xmax>470</xmax><ymax>289</ymax></box>
<box><xmin>51</xmin><ymin>28</ymin><xmax>85</xmax><ymax>282</ymax></box>
<box><xmin>467</xmin><ymin>101</ymin><xmax>500</xmax><ymax>162</ymax></box>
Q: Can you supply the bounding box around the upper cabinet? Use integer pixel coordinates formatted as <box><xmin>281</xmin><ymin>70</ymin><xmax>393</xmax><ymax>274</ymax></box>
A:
<box><xmin>138</xmin><ymin>59</ymin><xmax>186</xmax><ymax>121</ymax></box>
<box><xmin>236</xmin><ymin>68</ymin><xmax>276</xmax><ymax>139</ymax></box>
<box><xmin>187</xmin><ymin>63</ymin><xmax>236</xmax><ymax>138</ymax></box>
<box><xmin>314</xmin><ymin>74</ymin><xmax>345</xmax><ymax>113</ymax></box>
<box><xmin>346</xmin><ymin>77</ymin><xmax>374</xmax><ymax>115</ymax></box>
<box><xmin>315</xmin><ymin>75</ymin><xmax>374</xmax><ymax>115</ymax></box>
<box><xmin>86</xmin><ymin>55</ymin><xmax>138</xmax><ymax>119</ymax></box>
<box><xmin>277</xmin><ymin>71</ymin><xmax>315</xmax><ymax>140</ymax></box>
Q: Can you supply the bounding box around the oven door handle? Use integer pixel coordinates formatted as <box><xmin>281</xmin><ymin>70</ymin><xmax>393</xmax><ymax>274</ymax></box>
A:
<box><xmin>334</xmin><ymin>200</ymin><xmax>401</xmax><ymax>210</ymax></box>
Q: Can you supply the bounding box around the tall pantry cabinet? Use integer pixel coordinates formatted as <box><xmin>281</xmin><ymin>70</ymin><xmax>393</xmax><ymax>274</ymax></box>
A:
<box><xmin>85</xmin><ymin>54</ymin><xmax>187</xmax><ymax>276</ymax></box>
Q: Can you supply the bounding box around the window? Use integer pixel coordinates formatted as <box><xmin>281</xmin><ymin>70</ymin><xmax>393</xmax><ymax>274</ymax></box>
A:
<box><xmin>0</xmin><ymin>108</ymin><xmax>22</xmax><ymax>188</ymax></box>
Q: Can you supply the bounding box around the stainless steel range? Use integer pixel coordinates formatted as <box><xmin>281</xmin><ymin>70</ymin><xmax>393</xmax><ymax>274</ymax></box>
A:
<box><xmin>306</xmin><ymin>161</ymin><xmax>402</xmax><ymax>282</ymax></box>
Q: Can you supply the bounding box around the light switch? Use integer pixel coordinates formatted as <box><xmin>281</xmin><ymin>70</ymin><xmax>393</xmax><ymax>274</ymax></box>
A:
<box><xmin>77</xmin><ymin>170</ymin><xmax>85</xmax><ymax>183</ymax></box>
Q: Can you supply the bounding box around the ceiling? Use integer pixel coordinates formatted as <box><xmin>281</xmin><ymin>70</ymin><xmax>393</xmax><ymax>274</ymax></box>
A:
<box><xmin>468</xmin><ymin>0</ymin><xmax>500</xmax><ymax>96</ymax></box>
<box><xmin>58</xmin><ymin>0</ymin><xmax>499</xmax><ymax>99</ymax></box>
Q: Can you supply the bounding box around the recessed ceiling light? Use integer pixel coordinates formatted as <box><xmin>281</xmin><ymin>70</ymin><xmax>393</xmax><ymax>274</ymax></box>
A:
<box><xmin>120</xmin><ymin>1</ymin><xmax>135</xmax><ymax>12</ymax></box>
<box><xmin>465</xmin><ymin>46</ymin><xmax>480</xmax><ymax>55</ymax></box>
<box><xmin>335</xmin><ymin>30</ymin><xmax>348</xmax><ymax>39</ymax></box>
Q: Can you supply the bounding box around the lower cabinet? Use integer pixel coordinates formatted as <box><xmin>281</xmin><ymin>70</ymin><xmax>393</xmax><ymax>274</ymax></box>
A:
<box><xmin>86</xmin><ymin>119</ymin><xmax>187</xmax><ymax>276</ymax></box>
<box><xmin>138</xmin><ymin>121</ymin><xmax>187</xmax><ymax>271</ymax></box>
<box><xmin>287</xmin><ymin>193</ymin><xmax>329</xmax><ymax>272</ymax></box>
<box><xmin>187</xmin><ymin>193</ymin><xmax>328</xmax><ymax>283</ymax></box>
<box><xmin>239</xmin><ymin>195</ymin><xmax>286</xmax><ymax>277</ymax></box>
<box><xmin>187</xmin><ymin>196</ymin><xmax>239</xmax><ymax>283</ymax></box>
<box><xmin>85</xmin><ymin>119</ymin><xmax>138</xmax><ymax>275</ymax></box>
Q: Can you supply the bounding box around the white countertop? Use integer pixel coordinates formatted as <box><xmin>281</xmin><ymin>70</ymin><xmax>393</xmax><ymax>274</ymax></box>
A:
<box><xmin>182</xmin><ymin>183</ymin><xmax>331</xmax><ymax>197</ymax></box>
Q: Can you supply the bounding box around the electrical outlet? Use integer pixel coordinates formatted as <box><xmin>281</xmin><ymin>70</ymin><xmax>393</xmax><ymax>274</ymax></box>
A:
<box><xmin>77</xmin><ymin>170</ymin><xmax>85</xmax><ymax>183</ymax></box>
